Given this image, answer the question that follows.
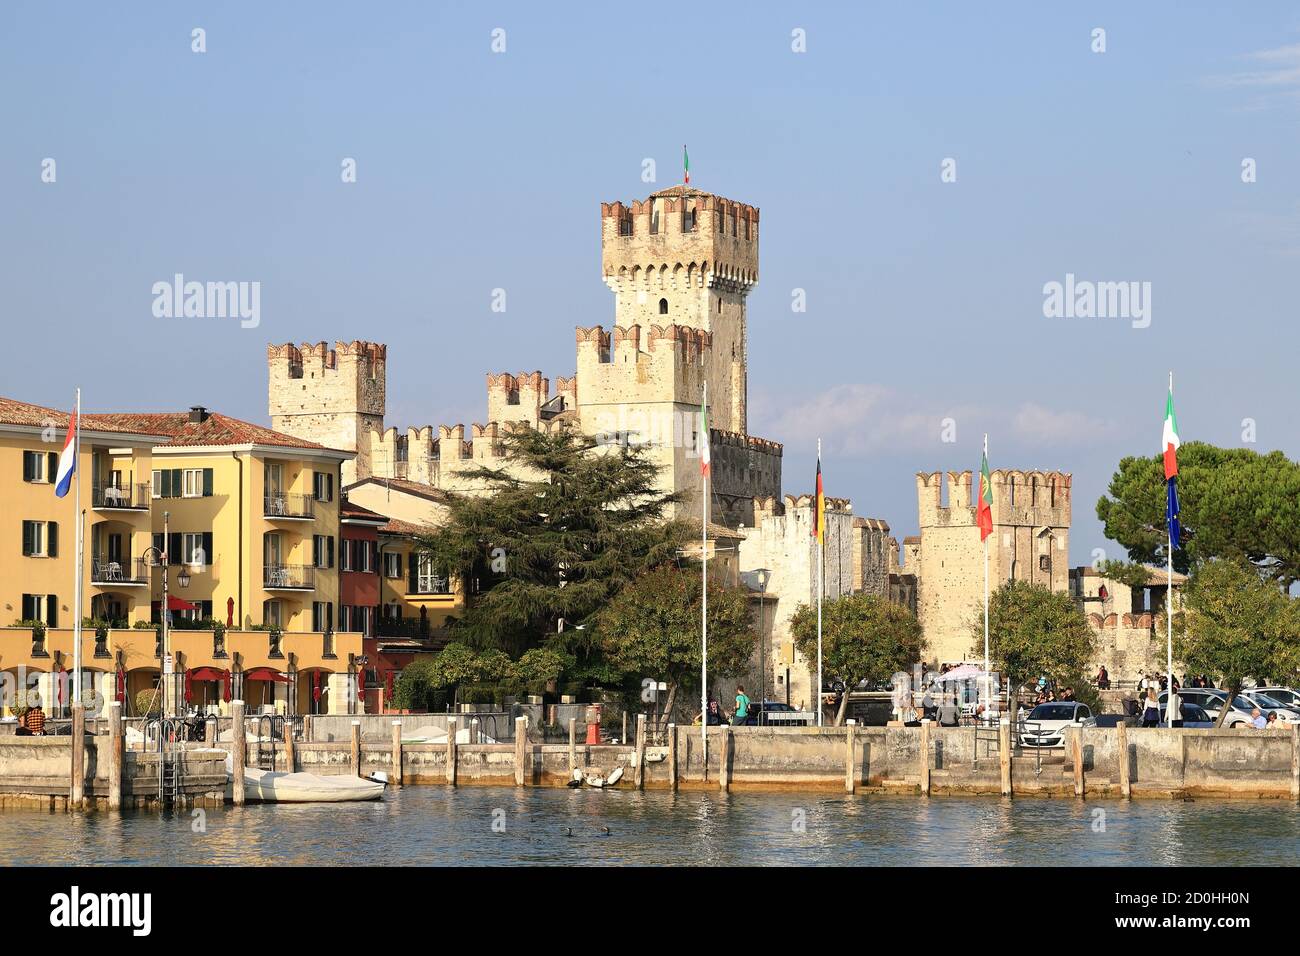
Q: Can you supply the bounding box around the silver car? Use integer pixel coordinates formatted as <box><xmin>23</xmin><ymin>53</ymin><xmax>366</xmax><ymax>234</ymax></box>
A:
<box><xmin>1018</xmin><ymin>702</ymin><xmax>1096</xmax><ymax>747</ymax></box>
<box><xmin>1161</xmin><ymin>689</ymin><xmax>1252</xmax><ymax>728</ymax></box>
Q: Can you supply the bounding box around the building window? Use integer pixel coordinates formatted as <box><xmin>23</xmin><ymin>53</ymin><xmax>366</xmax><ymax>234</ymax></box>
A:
<box><xmin>312</xmin><ymin>601</ymin><xmax>334</xmax><ymax>633</ymax></box>
<box><xmin>21</xmin><ymin>520</ymin><xmax>56</xmax><ymax>557</ymax></box>
<box><xmin>182</xmin><ymin>468</ymin><xmax>204</xmax><ymax>498</ymax></box>
<box><xmin>153</xmin><ymin>468</ymin><xmax>212</xmax><ymax>498</ymax></box>
<box><xmin>360</xmin><ymin>541</ymin><xmax>374</xmax><ymax>573</ymax></box>
<box><xmin>659</xmin><ymin>297</ymin><xmax>669</xmax><ymax>315</ymax></box>
<box><xmin>263</xmin><ymin>599</ymin><xmax>282</xmax><ymax>628</ymax></box>
<box><xmin>22</xmin><ymin>451</ymin><xmax>53</xmax><ymax>483</ymax></box>
<box><xmin>411</xmin><ymin>553</ymin><xmax>449</xmax><ymax>595</ymax></box>
<box><xmin>384</xmin><ymin>551</ymin><xmax>402</xmax><ymax>578</ymax></box>
<box><xmin>313</xmin><ymin>471</ymin><xmax>334</xmax><ymax>503</ymax></box>
<box><xmin>313</xmin><ymin>535</ymin><xmax>334</xmax><ymax>569</ymax></box>
<box><xmin>341</xmin><ymin>539</ymin><xmax>353</xmax><ymax>572</ymax></box>
<box><xmin>21</xmin><ymin>594</ymin><xmax>56</xmax><ymax>626</ymax></box>
<box><xmin>619</xmin><ymin>215</ymin><xmax>633</xmax><ymax>237</ymax></box>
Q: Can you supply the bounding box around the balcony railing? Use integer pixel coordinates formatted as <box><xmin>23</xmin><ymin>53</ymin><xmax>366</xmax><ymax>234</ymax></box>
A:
<box><xmin>91</xmin><ymin>556</ymin><xmax>149</xmax><ymax>585</ymax></box>
<box><xmin>92</xmin><ymin>482</ymin><xmax>151</xmax><ymax>510</ymax></box>
<box><xmin>264</xmin><ymin>492</ymin><xmax>315</xmax><ymax>519</ymax></box>
<box><xmin>263</xmin><ymin>564</ymin><xmax>314</xmax><ymax>590</ymax></box>
<box><xmin>409</xmin><ymin>575</ymin><xmax>452</xmax><ymax>596</ymax></box>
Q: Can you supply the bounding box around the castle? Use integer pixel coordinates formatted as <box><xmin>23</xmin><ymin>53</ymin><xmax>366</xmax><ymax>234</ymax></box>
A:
<box><xmin>268</xmin><ymin>184</ymin><xmax>782</xmax><ymax>527</ymax></box>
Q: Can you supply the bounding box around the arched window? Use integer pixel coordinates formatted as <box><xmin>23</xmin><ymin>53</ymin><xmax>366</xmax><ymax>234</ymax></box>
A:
<box><xmin>659</xmin><ymin>298</ymin><xmax>668</xmax><ymax>315</ymax></box>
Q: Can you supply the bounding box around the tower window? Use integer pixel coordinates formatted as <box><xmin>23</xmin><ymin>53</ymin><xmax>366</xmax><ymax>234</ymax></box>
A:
<box><xmin>659</xmin><ymin>298</ymin><xmax>668</xmax><ymax>315</ymax></box>
<box><xmin>717</xmin><ymin>298</ymin><xmax>723</xmax><ymax>313</ymax></box>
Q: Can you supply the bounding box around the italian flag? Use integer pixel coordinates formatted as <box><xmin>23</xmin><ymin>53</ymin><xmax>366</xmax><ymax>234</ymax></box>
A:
<box><xmin>683</xmin><ymin>145</ymin><xmax>690</xmax><ymax>184</ymax></box>
<box><xmin>976</xmin><ymin>444</ymin><xmax>993</xmax><ymax>542</ymax></box>
<box><xmin>699</xmin><ymin>399</ymin><xmax>710</xmax><ymax>477</ymax></box>
<box><xmin>1163</xmin><ymin>388</ymin><xmax>1180</xmax><ymax>480</ymax></box>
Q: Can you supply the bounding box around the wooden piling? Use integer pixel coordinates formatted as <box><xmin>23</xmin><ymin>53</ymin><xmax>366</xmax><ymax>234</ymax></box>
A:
<box><xmin>845</xmin><ymin>721</ymin><xmax>856</xmax><ymax>794</ymax></box>
<box><xmin>70</xmin><ymin>703</ymin><xmax>85</xmax><ymax>809</ymax></box>
<box><xmin>719</xmin><ymin>726</ymin><xmax>730</xmax><ymax>792</ymax></box>
<box><xmin>1291</xmin><ymin>723</ymin><xmax>1299</xmax><ymax>802</ymax></box>
<box><xmin>108</xmin><ymin>701</ymin><xmax>122</xmax><ymax>811</ymax></box>
<box><xmin>998</xmin><ymin>718</ymin><xmax>1011</xmax><ymax>797</ymax></box>
<box><xmin>514</xmin><ymin>716</ymin><xmax>528</xmax><ymax>786</ymax></box>
<box><xmin>567</xmin><ymin>717</ymin><xmax>577</xmax><ymax>773</ymax></box>
<box><xmin>667</xmin><ymin>723</ymin><xmax>678</xmax><ymax>791</ymax></box>
<box><xmin>350</xmin><ymin>720</ymin><xmax>361</xmax><ymax>777</ymax></box>
<box><xmin>634</xmin><ymin>714</ymin><xmax>647</xmax><ymax>790</ymax></box>
<box><xmin>1118</xmin><ymin>721</ymin><xmax>1131</xmax><ymax>799</ymax></box>
<box><xmin>445</xmin><ymin>717</ymin><xmax>458</xmax><ymax>786</ymax></box>
<box><xmin>919</xmin><ymin>719</ymin><xmax>930</xmax><ymax>796</ymax></box>
<box><xmin>284</xmin><ymin>719</ymin><xmax>296</xmax><ymax>772</ymax></box>
<box><xmin>391</xmin><ymin>719</ymin><xmax>403</xmax><ymax>786</ymax></box>
<box><xmin>470</xmin><ymin>718</ymin><xmax>480</xmax><ymax>745</ymax></box>
<box><xmin>1072</xmin><ymin>727</ymin><xmax>1085</xmax><ymax>797</ymax></box>
<box><xmin>231</xmin><ymin>700</ymin><xmax>246</xmax><ymax>806</ymax></box>
<box><xmin>621</xmin><ymin>711</ymin><xmax>627</xmax><ymax>746</ymax></box>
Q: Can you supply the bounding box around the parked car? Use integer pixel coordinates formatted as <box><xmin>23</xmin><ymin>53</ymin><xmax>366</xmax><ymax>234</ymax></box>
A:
<box><xmin>1251</xmin><ymin>686</ymin><xmax>1300</xmax><ymax>709</ymax></box>
<box><xmin>1094</xmin><ymin>714</ymin><xmax>1127</xmax><ymax>729</ymax></box>
<box><xmin>1236</xmin><ymin>690</ymin><xmax>1300</xmax><ymax>722</ymax></box>
<box><xmin>1097</xmin><ymin>703</ymin><xmax>1213</xmax><ymax>728</ymax></box>
<box><xmin>738</xmin><ymin>701</ymin><xmax>801</xmax><ymax>726</ymax></box>
<box><xmin>1018</xmin><ymin>701</ymin><xmax>1096</xmax><ymax>747</ymax></box>
<box><xmin>1161</xmin><ymin>689</ymin><xmax>1252</xmax><ymax>728</ymax></box>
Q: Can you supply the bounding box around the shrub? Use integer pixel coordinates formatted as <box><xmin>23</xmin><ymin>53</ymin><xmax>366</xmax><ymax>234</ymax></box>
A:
<box><xmin>135</xmin><ymin>688</ymin><xmax>161</xmax><ymax>717</ymax></box>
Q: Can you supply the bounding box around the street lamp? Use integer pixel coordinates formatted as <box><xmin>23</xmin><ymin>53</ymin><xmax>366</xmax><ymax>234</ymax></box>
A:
<box><xmin>141</xmin><ymin>510</ymin><xmax>193</xmax><ymax>718</ymax></box>
<box><xmin>753</xmin><ymin>568</ymin><xmax>772</xmax><ymax>721</ymax></box>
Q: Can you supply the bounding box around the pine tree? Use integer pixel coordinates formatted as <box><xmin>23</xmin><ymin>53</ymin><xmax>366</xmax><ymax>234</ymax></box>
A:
<box><xmin>419</xmin><ymin>426</ymin><xmax>689</xmax><ymax>655</ymax></box>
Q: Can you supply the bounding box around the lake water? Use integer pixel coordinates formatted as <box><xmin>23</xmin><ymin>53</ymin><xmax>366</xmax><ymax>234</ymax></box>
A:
<box><xmin>10</xmin><ymin>788</ymin><xmax>1300</xmax><ymax>866</ymax></box>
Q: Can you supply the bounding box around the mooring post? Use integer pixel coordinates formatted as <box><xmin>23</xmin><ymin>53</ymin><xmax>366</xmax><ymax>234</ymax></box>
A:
<box><xmin>108</xmin><ymin>701</ymin><xmax>122</xmax><ymax>811</ymax></box>
<box><xmin>231</xmin><ymin>699</ymin><xmax>246</xmax><ymax>806</ymax></box>
<box><xmin>283</xmin><ymin>719</ymin><xmax>296</xmax><ymax>772</ymax></box>
<box><xmin>667</xmin><ymin>723</ymin><xmax>678</xmax><ymax>791</ymax></box>
<box><xmin>919</xmin><ymin>719</ymin><xmax>931</xmax><ymax>796</ymax></box>
<box><xmin>70</xmin><ymin>702</ymin><xmax>85</xmax><ymax>809</ymax></box>
<box><xmin>350</xmin><ymin>720</ymin><xmax>361</xmax><ymax>777</ymax></box>
<box><xmin>634</xmin><ymin>714</ymin><xmax>647</xmax><ymax>790</ymax></box>
<box><xmin>1072</xmin><ymin>727</ymin><xmax>1085</xmax><ymax>797</ymax></box>
<box><xmin>391</xmin><ymin>720</ymin><xmax>403</xmax><ymax>786</ymax></box>
<box><xmin>1118</xmin><ymin>721</ymin><xmax>1131</xmax><ymax>799</ymax></box>
<box><xmin>568</xmin><ymin>717</ymin><xmax>577</xmax><ymax>773</ymax></box>
<box><xmin>622</xmin><ymin>711</ymin><xmax>628</xmax><ymax>746</ymax></box>
<box><xmin>998</xmin><ymin>718</ymin><xmax>1011</xmax><ymax>798</ymax></box>
<box><xmin>445</xmin><ymin>717</ymin><xmax>458</xmax><ymax>786</ymax></box>
<box><xmin>719</xmin><ymin>725</ymin><xmax>730</xmax><ymax>792</ymax></box>
<box><xmin>845</xmin><ymin>721</ymin><xmax>856</xmax><ymax>794</ymax></box>
<box><xmin>470</xmin><ymin>717</ymin><xmax>480</xmax><ymax>746</ymax></box>
<box><xmin>1291</xmin><ymin>723</ymin><xmax>1299</xmax><ymax>803</ymax></box>
<box><xmin>514</xmin><ymin>716</ymin><xmax>528</xmax><ymax>786</ymax></box>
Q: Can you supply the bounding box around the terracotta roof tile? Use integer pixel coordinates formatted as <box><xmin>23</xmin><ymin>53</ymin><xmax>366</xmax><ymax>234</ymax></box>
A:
<box><xmin>89</xmin><ymin>410</ymin><xmax>345</xmax><ymax>452</ymax></box>
<box><xmin>0</xmin><ymin>397</ymin><xmax>167</xmax><ymax>436</ymax></box>
<box><xmin>378</xmin><ymin>518</ymin><xmax>436</xmax><ymax>537</ymax></box>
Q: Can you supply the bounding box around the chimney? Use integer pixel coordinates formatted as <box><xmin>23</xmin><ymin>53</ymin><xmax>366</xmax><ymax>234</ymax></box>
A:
<box><xmin>189</xmin><ymin>406</ymin><xmax>209</xmax><ymax>423</ymax></box>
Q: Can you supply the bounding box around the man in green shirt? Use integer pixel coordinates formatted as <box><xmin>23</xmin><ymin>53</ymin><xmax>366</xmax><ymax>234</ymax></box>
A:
<box><xmin>733</xmin><ymin>685</ymin><xmax>751</xmax><ymax>724</ymax></box>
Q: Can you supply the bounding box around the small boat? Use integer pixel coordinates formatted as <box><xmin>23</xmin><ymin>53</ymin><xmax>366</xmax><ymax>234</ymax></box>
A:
<box><xmin>567</xmin><ymin>768</ymin><xmax>583</xmax><ymax>788</ymax></box>
<box><xmin>227</xmin><ymin>766</ymin><xmax>385</xmax><ymax>803</ymax></box>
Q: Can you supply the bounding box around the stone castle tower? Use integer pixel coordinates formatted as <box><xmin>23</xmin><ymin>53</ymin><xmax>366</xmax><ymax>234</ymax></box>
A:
<box><xmin>915</xmin><ymin>469</ymin><xmax>1071</xmax><ymax>665</ymax></box>
<box><xmin>267</xmin><ymin>341</ymin><xmax>386</xmax><ymax>486</ymax></box>
<box><xmin>267</xmin><ymin>183</ymin><xmax>781</xmax><ymax>524</ymax></box>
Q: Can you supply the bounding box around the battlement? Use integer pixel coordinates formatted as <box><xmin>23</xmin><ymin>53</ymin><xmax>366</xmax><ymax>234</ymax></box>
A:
<box><xmin>710</xmin><ymin>428</ymin><xmax>783</xmax><ymax>457</ymax></box>
<box><xmin>267</xmin><ymin>340</ymin><xmax>387</xmax><ymax>379</ymax></box>
<box><xmin>576</xmin><ymin>324</ymin><xmax>713</xmax><ymax>364</ymax></box>
<box><xmin>916</xmin><ymin>468</ymin><xmax>1072</xmax><ymax>528</ymax></box>
<box><xmin>576</xmin><ymin>324</ymin><xmax>713</xmax><ymax>408</ymax></box>
<box><xmin>600</xmin><ymin>187</ymin><xmax>759</xmax><ymax>298</ymax></box>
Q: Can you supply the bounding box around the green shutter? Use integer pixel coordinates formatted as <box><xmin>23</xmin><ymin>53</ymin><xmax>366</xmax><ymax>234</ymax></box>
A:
<box><xmin>202</xmin><ymin>468</ymin><xmax>214</xmax><ymax>497</ymax></box>
<box><xmin>202</xmin><ymin>532</ymin><xmax>213</xmax><ymax>566</ymax></box>
<box><xmin>159</xmin><ymin>470</ymin><xmax>172</xmax><ymax>498</ymax></box>
<box><xmin>46</xmin><ymin>522</ymin><xmax>57</xmax><ymax>558</ymax></box>
<box><xmin>22</xmin><ymin>521</ymin><xmax>34</xmax><ymax>556</ymax></box>
<box><xmin>48</xmin><ymin>452</ymin><xmax>58</xmax><ymax>483</ymax></box>
<box><xmin>408</xmin><ymin>555</ymin><xmax>418</xmax><ymax>594</ymax></box>
<box><xmin>22</xmin><ymin>452</ymin><xmax>34</xmax><ymax>482</ymax></box>
<box><xmin>46</xmin><ymin>596</ymin><xmax>57</xmax><ymax>629</ymax></box>
<box><xmin>171</xmin><ymin>469</ymin><xmax>182</xmax><ymax>497</ymax></box>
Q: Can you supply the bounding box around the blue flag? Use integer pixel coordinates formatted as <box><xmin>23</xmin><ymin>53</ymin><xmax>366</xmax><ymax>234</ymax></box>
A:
<box><xmin>1167</xmin><ymin>476</ymin><xmax>1180</xmax><ymax>550</ymax></box>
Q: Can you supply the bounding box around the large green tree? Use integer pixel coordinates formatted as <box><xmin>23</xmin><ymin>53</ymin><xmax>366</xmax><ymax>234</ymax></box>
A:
<box><xmin>792</xmin><ymin>593</ymin><xmax>924</xmax><ymax>726</ymax></box>
<box><xmin>419</xmin><ymin>427</ymin><xmax>689</xmax><ymax>656</ymax></box>
<box><xmin>975</xmin><ymin>579</ymin><xmax>1095</xmax><ymax>724</ymax></box>
<box><xmin>1097</xmin><ymin>442</ymin><xmax>1300</xmax><ymax>588</ymax></box>
<box><xmin>1175</xmin><ymin>559</ymin><xmax>1300</xmax><ymax>726</ymax></box>
<box><xmin>595</xmin><ymin>564</ymin><xmax>756</xmax><ymax>732</ymax></box>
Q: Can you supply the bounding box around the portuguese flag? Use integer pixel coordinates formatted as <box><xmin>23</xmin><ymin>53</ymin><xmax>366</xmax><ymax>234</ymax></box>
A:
<box><xmin>976</xmin><ymin>440</ymin><xmax>993</xmax><ymax>542</ymax></box>
<box><xmin>684</xmin><ymin>144</ymin><xmax>690</xmax><ymax>185</ymax></box>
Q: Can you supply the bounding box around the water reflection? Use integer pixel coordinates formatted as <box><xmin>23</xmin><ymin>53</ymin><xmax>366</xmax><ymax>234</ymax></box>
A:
<box><xmin>4</xmin><ymin>789</ymin><xmax>1299</xmax><ymax>866</ymax></box>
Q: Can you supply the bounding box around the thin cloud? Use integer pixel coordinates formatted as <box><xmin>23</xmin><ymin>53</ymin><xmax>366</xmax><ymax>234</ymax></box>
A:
<box><xmin>1010</xmin><ymin>403</ymin><xmax>1113</xmax><ymax>446</ymax></box>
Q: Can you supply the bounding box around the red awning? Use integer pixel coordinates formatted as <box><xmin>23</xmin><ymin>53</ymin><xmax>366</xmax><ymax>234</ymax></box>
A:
<box><xmin>189</xmin><ymin>666</ymin><xmax>232</xmax><ymax>702</ymax></box>
<box><xmin>243</xmin><ymin>667</ymin><xmax>289</xmax><ymax>683</ymax></box>
<box><xmin>152</xmin><ymin>596</ymin><xmax>199</xmax><ymax>612</ymax></box>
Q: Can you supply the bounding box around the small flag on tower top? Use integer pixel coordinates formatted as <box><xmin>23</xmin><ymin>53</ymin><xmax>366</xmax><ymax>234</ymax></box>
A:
<box><xmin>977</xmin><ymin>439</ymin><xmax>993</xmax><ymax>542</ymax></box>
<box><xmin>683</xmin><ymin>145</ymin><xmax>690</xmax><ymax>185</ymax></box>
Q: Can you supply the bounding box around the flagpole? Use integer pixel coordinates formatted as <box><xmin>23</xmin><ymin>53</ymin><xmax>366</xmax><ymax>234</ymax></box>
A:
<box><xmin>983</xmin><ymin>433</ymin><xmax>990</xmax><ymax>714</ymax></box>
<box><xmin>72</xmin><ymin>388</ymin><xmax>83</xmax><ymax>708</ymax></box>
<box><xmin>1167</xmin><ymin>371</ymin><xmax>1174</xmax><ymax>729</ymax></box>
<box><xmin>701</xmin><ymin>381</ymin><xmax>708</xmax><ymax>771</ymax></box>
<box><xmin>816</xmin><ymin>438</ymin><xmax>823</xmax><ymax>728</ymax></box>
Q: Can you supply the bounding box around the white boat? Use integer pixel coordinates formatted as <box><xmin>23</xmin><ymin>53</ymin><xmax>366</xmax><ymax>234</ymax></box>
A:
<box><xmin>227</xmin><ymin>766</ymin><xmax>385</xmax><ymax>803</ymax></box>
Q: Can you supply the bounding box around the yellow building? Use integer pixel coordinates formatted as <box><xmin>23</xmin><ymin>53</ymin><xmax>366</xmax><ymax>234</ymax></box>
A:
<box><xmin>0</xmin><ymin>400</ymin><xmax>365</xmax><ymax>718</ymax></box>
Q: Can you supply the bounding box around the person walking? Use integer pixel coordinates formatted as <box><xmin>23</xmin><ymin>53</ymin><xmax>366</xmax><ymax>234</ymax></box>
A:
<box><xmin>733</xmin><ymin>685</ymin><xmax>751</xmax><ymax>725</ymax></box>
<box><xmin>1141</xmin><ymin>688</ymin><xmax>1160</xmax><ymax>728</ymax></box>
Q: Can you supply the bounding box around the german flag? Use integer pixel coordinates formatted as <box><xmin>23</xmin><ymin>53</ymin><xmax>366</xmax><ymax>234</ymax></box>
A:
<box><xmin>812</xmin><ymin>450</ymin><xmax>825</xmax><ymax>543</ymax></box>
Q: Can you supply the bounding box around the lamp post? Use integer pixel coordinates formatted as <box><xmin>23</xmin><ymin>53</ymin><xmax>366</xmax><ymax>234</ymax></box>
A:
<box><xmin>754</xmin><ymin>568</ymin><xmax>772</xmax><ymax>720</ymax></box>
<box><xmin>142</xmin><ymin>511</ymin><xmax>192</xmax><ymax>718</ymax></box>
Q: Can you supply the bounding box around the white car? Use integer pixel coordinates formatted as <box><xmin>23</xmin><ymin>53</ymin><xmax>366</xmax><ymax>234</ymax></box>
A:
<box><xmin>1018</xmin><ymin>702</ymin><xmax>1096</xmax><ymax>747</ymax></box>
<box><xmin>1236</xmin><ymin>690</ymin><xmax>1300</xmax><ymax>723</ymax></box>
<box><xmin>1161</xmin><ymin>690</ymin><xmax>1252</xmax><ymax>728</ymax></box>
<box><xmin>1247</xmin><ymin>687</ymin><xmax>1300</xmax><ymax>714</ymax></box>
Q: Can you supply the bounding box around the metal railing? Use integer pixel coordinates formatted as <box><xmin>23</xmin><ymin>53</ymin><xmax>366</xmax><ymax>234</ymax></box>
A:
<box><xmin>263</xmin><ymin>564</ymin><xmax>314</xmax><ymax>589</ymax></box>
<box><xmin>92</xmin><ymin>482</ymin><xmax>151</xmax><ymax>510</ymax></box>
<box><xmin>91</xmin><ymin>555</ymin><xmax>149</xmax><ymax>584</ymax></box>
<box><xmin>263</xmin><ymin>492</ymin><xmax>315</xmax><ymax>519</ymax></box>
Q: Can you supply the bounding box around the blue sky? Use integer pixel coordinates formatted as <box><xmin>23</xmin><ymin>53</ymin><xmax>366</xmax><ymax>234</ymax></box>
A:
<box><xmin>4</xmin><ymin>1</ymin><xmax>1299</xmax><ymax>564</ymax></box>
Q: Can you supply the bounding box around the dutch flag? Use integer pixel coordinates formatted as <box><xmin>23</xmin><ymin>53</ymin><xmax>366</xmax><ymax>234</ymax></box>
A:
<box><xmin>54</xmin><ymin>406</ymin><xmax>77</xmax><ymax>498</ymax></box>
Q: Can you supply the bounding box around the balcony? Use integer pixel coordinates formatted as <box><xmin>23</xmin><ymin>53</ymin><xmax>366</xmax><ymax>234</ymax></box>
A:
<box><xmin>91</xmin><ymin>556</ymin><xmax>150</xmax><ymax>586</ymax></box>
<box><xmin>264</xmin><ymin>493</ymin><xmax>315</xmax><ymax>520</ymax></box>
<box><xmin>92</xmin><ymin>482</ymin><xmax>151</xmax><ymax>511</ymax></box>
<box><xmin>263</xmin><ymin>564</ymin><xmax>315</xmax><ymax>590</ymax></box>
